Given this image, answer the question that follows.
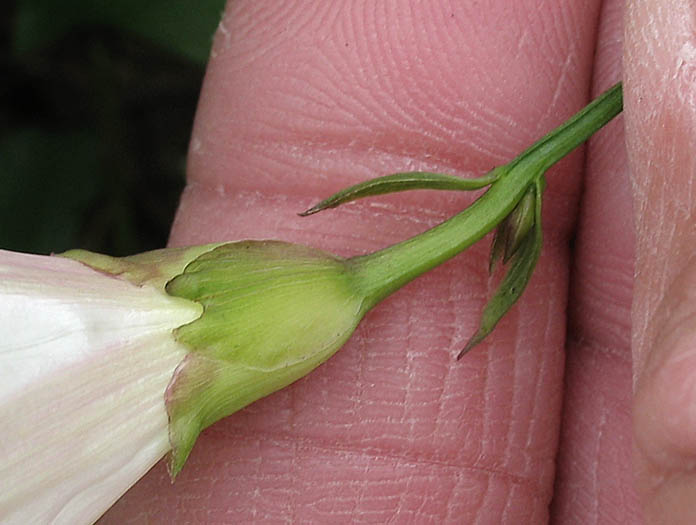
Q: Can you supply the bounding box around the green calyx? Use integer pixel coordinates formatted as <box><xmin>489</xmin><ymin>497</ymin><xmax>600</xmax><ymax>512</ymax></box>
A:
<box><xmin>163</xmin><ymin>241</ymin><xmax>366</xmax><ymax>477</ymax></box>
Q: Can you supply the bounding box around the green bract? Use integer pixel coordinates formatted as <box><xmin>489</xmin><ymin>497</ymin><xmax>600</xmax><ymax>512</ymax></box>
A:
<box><xmin>163</xmin><ymin>241</ymin><xmax>366</xmax><ymax>476</ymax></box>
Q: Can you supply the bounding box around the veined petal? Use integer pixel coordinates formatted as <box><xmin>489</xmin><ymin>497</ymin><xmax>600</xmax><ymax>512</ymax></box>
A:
<box><xmin>0</xmin><ymin>250</ymin><xmax>200</xmax><ymax>525</ymax></box>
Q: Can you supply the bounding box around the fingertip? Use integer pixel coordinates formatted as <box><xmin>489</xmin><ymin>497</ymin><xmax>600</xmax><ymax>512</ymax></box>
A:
<box><xmin>633</xmin><ymin>257</ymin><xmax>696</xmax><ymax>520</ymax></box>
<box><xmin>624</xmin><ymin>0</ymin><xmax>696</xmax><ymax>372</ymax></box>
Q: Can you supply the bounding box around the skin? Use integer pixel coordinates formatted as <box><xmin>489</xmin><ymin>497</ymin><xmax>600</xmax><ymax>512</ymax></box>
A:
<box><xmin>99</xmin><ymin>0</ymin><xmax>695</xmax><ymax>522</ymax></box>
<box><xmin>627</xmin><ymin>1</ymin><xmax>696</xmax><ymax>523</ymax></box>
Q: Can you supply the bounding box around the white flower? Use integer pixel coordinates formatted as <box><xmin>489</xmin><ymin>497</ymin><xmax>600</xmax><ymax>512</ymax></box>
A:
<box><xmin>0</xmin><ymin>249</ymin><xmax>200</xmax><ymax>525</ymax></box>
<box><xmin>0</xmin><ymin>241</ymin><xmax>367</xmax><ymax>524</ymax></box>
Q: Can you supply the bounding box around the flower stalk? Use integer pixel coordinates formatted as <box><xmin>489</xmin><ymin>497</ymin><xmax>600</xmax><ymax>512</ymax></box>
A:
<box><xmin>341</xmin><ymin>83</ymin><xmax>623</xmax><ymax>346</ymax></box>
<box><xmin>0</xmin><ymin>83</ymin><xmax>622</xmax><ymax>524</ymax></box>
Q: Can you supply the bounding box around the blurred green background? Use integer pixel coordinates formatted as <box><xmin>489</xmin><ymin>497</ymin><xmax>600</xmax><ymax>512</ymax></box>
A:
<box><xmin>1</xmin><ymin>0</ymin><xmax>226</xmax><ymax>255</ymax></box>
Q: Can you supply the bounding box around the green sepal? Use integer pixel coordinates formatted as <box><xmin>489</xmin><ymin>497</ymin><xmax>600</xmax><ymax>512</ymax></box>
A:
<box><xmin>299</xmin><ymin>168</ymin><xmax>503</xmax><ymax>216</ymax></box>
<box><xmin>459</xmin><ymin>176</ymin><xmax>545</xmax><ymax>358</ymax></box>
<box><xmin>59</xmin><ymin>243</ymin><xmax>225</xmax><ymax>291</ymax></box>
<box><xmin>163</xmin><ymin>241</ymin><xmax>366</xmax><ymax>477</ymax></box>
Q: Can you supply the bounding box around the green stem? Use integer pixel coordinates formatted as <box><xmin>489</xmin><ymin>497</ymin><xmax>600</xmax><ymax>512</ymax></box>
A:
<box><xmin>350</xmin><ymin>82</ymin><xmax>623</xmax><ymax>309</ymax></box>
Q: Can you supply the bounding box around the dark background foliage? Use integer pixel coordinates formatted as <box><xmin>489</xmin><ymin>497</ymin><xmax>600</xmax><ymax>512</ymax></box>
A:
<box><xmin>1</xmin><ymin>0</ymin><xmax>226</xmax><ymax>255</ymax></box>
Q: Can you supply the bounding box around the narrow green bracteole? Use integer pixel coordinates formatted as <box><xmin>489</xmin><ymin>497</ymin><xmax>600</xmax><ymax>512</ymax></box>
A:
<box><xmin>489</xmin><ymin>175</ymin><xmax>545</xmax><ymax>274</ymax></box>
<box><xmin>458</xmin><ymin>175</ymin><xmax>545</xmax><ymax>359</ymax></box>
<box><xmin>298</xmin><ymin>169</ymin><xmax>504</xmax><ymax>216</ymax></box>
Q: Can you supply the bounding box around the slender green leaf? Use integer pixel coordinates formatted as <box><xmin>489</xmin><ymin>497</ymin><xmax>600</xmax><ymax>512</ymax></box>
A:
<box><xmin>299</xmin><ymin>169</ymin><xmax>503</xmax><ymax>216</ymax></box>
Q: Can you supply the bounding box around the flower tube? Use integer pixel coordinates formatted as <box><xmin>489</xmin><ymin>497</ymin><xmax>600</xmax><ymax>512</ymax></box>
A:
<box><xmin>0</xmin><ymin>247</ymin><xmax>203</xmax><ymax>524</ymax></box>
